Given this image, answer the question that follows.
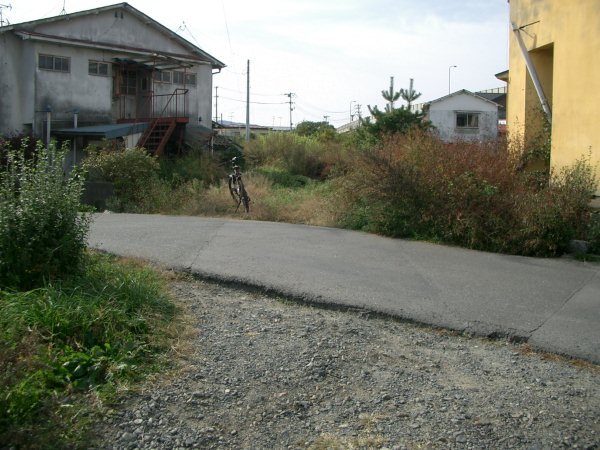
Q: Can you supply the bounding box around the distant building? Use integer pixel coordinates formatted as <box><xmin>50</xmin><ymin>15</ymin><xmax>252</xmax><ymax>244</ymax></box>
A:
<box><xmin>0</xmin><ymin>3</ymin><xmax>225</xmax><ymax>156</ymax></box>
<box><xmin>422</xmin><ymin>90</ymin><xmax>499</xmax><ymax>142</ymax></box>
<box><xmin>336</xmin><ymin>120</ymin><xmax>362</xmax><ymax>134</ymax></box>
<box><xmin>507</xmin><ymin>0</ymin><xmax>600</xmax><ymax>195</ymax></box>
<box><xmin>215</xmin><ymin>121</ymin><xmax>273</xmax><ymax>138</ymax></box>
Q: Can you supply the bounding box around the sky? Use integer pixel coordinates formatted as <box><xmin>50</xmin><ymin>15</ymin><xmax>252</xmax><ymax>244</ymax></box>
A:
<box><xmin>3</xmin><ymin>0</ymin><xmax>510</xmax><ymax>128</ymax></box>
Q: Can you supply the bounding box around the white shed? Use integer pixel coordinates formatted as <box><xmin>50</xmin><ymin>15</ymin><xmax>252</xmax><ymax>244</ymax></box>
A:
<box><xmin>424</xmin><ymin>90</ymin><xmax>499</xmax><ymax>142</ymax></box>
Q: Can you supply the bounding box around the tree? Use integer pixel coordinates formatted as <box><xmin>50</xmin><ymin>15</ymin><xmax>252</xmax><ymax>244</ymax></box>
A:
<box><xmin>294</xmin><ymin>121</ymin><xmax>335</xmax><ymax>138</ymax></box>
<box><xmin>381</xmin><ymin>76</ymin><xmax>400</xmax><ymax>112</ymax></box>
<box><xmin>361</xmin><ymin>106</ymin><xmax>429</xmax><ymax>139</ymax></box>
<box><xmin>399</xmin><ymin>78</ymin><xmax>422</xmax><ymax>109</ymax></box>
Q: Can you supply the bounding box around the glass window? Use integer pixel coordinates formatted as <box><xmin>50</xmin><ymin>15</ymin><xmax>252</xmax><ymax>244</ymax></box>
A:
<box><xmin>89</xmin><ymin>61</ymin><xmax>109</xmax><ymax>76</ymax></box>
<box><xmin>39</xmin><ymin>54</ymin><xmax>70</xmax><ymax>72</ymax></box>
<box><xmin>184</xmin><ymin>73</ymin><xmax>196</xmax><ymax>86</ymax></box>
<box><xmin>456</xmin><ymin>112</ymin><xmax>479</xmax><ymax>128</ymax></box>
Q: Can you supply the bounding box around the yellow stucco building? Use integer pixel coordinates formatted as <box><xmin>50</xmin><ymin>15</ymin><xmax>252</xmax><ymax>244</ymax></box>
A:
<box><xmin>507</xmin><ymin>0</ymin><xmax>600</xmax><ymax>196</ymax></box>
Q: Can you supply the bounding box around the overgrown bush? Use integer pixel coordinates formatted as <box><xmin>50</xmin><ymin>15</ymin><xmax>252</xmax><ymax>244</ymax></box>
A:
<box><xmin>244</xmin><ymin>132</ymin><xmax>353</xmax><ymax>180</ymax></box>
<box><xmin>84</xmin><ymin>146</ymin><xmax>161</xmax><ymax>212</ymax></box>
<box><xmin>158</xmin><ymin>150</ymin><xmax>225</xmax><ymax>188</ymax></box>
<box><xmin>0</xmin><ymin>140</ymin><xmax>90</xmax><ymax>289</ymax></box>
<box><xmin>338</xmin><ymin>130</ymin><xmax>597</xmax><ymax>256</ymax></box>
<box><xmin>244</xmin><ymin>133</ymin><xmax>327</xmax><ymax>179</ymax></box>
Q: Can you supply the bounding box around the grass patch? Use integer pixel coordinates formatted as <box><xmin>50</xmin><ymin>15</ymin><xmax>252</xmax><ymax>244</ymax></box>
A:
<box><xmin>0</xmin><ymin>252</ymin><xmax>180</xmax><ymax>449</ymax></box>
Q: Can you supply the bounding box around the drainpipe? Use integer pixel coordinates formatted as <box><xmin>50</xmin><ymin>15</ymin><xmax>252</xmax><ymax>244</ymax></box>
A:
<box><xmin>511</xmin><ymin>22</ymin><xmax>552</xmax><ymax>124</ymax></box>
<box><xmin>73</xmin><ymin>109</ymin><xmax>78</xmax><ymax>165</ymax></box>
<box><xmin>45</xmin><ymin>105</ymin><xmax>52</xmax><ymax>149</ymax></box>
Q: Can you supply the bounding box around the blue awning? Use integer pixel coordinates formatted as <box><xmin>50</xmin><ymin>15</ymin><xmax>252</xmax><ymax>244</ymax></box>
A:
<box><xmin>54</xmin><ymin>123</ymin><xmax>149</xmax><ymax>139</ymax></box>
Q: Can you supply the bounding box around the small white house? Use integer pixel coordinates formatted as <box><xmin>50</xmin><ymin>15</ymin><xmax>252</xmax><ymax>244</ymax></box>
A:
<box><xmin>0</xmin><ymin>3</ymin><xmax>225</xmax><ymax>155</ymax></box>
<box><xmin>423</xmin><ymin>90</ymin><xmax>499</xmax><ymax>142</ymax></box>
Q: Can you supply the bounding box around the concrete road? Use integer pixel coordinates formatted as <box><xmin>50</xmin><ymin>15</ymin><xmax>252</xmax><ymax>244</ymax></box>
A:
<box><xmin>88</xmin><ymin>213</ymin><xmax>600</xmax><ymax>364</ymax></box>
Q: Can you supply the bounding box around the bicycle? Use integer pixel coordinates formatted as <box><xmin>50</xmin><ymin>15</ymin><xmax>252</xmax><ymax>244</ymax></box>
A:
<box><xmin>228</xmin><ymin>157</ymin><xmax>251</xmax><ymax>213</ymax></box>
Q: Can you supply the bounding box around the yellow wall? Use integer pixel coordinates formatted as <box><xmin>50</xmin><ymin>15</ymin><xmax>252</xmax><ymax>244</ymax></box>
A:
<box><xmin>507</xmin><ymin>0</ymin><xmax>600</xmax><ymax>194</ymax></box>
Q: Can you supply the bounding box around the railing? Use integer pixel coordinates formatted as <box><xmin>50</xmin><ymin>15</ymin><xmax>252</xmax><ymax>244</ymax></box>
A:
<box><xmin>145</xmin><ymin>88</ymin><xmax>189</xmax><ymax>119</ymax></box>
<box><xmin>116</xmin><ymin>88</ymin><xmax>189</xmax><ymax>121</ymax></box>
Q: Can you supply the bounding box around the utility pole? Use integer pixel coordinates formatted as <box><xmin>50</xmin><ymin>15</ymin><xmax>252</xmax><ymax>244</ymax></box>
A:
<box><xmin>285</xmin><ymin>92</ymin><xmax>295</xmax><ymax>131</ymax></box>
<box><xmin>245</xmin><ymin>60</ymin><xmax>250</xmax><ymax>142</ymax></box>
<box><xmin>356</xmin><ymin>104</ymin><xmax>362</xmax><ymax>120</ymax></box>
<box><xmin>323</xmin><ymin>115</ymin><xmax>329</xmax><ymax>123</ymax></box>
<box><xmin>214</xmin><ymin>86</ymin><xmax>218</xmax><ymax>123</ymax></box>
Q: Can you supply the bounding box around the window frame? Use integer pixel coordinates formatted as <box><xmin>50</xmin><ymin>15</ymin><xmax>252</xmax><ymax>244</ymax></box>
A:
<box><xmin>172</xmin><ymin>70</ymin><xmax>196</xmax><ymax>86</ymax></box>
<box><xmin>88</xmin><ymin>60</ymin><xmax>110</xmax><ymax>77</ymax></box>
<box><xmin>38</xmin><ymin>54</ymin><xmax>70</xmax><ymax>73</ymax></box>
<box><xmin>455</xmin><ymin>112</ymin><xmax>480</xmax><ymax>129</ymax></box>
<box><xmin>153</xmin><ymin>70</ymin><xmax>172</xmax><ymax>84</ymax></box>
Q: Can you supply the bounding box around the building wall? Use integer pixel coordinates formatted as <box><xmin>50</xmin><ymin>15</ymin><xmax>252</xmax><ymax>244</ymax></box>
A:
<box><xmin>0</xmin><ymin>6</ymin><xmax>215</xmax><ymax>137</ymax></box>
<box><xmin>507</xmin><ymin>0</ymin><xmax>600</xmax><ymax>194</ymax></box>
<box><xmin>428</xmin><ymin>93</ymin><xmax>498</xmax><ymax>142</ymax></box>
<box><xmin>0</xmin><ymin>32</ymin><xmax>23</xmax><ymax>133</ymax></box>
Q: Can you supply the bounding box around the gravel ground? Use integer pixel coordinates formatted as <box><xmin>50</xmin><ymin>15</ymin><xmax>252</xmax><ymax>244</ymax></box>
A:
<box><xmin>92</xmin><ymin>278</ymin><xmax>600</xmax><ymax>450</ymax></box>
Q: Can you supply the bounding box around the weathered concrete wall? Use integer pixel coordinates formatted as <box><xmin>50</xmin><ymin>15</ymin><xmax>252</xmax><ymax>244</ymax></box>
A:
<box><xmin>1</xmin><ymin>5</ymin><xmax>218</xmax><ymax>137</ymax></box>
<box><xmin>428</xmin><ymin>93</ymin><xmax>498</xmax><ymax>142</ymax></box>
<box><xmin>0</xmin><ymin>32</ymin><xmax>23</xmax><ymax>133</ymax></box>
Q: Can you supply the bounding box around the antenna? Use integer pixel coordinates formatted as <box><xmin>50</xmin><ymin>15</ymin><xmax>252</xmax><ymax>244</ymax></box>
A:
<box><xmin>0</xmin><ymin>3</ymin><xmax>12</xmax><ymax>27</ymax></box>
<box><xmin>176</xmin><ymin>21</ymin><xmax>200</xmax><ymax>46</ymax></box>
<box><xmin>59</xmin><ymin>0</ymin><xmax>67</xmax><ymax>15</ymax></box>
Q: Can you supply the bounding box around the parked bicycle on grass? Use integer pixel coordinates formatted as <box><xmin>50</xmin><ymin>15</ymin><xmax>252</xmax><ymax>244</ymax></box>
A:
<box><xmin>228</xmin><ymin>157</ymin><xmax>250</xmax><ymax>213</ymax></box>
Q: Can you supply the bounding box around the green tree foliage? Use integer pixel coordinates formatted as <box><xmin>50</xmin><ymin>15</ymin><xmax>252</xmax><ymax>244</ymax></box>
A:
<box><xmin>359</xmin><ymin>106</ymin><xmax>430</xmax><ymax>143</ymax></box>
<box><xmin>294</xmin><ymin>121</ymin><xmax>336</xmax><ymax>140</ymax></box>
<box><xmin>381</xmin><ymin>76</ymin><xmax>401</xmax><ymax>111</ymax></box>
<box><xmin>399</xmin><ymin>78</ymin><xmax>422</xmax><ymax>108</ymax></box>
<box><xmin>0</xmin><ymin>140</ymin><xmax>90</xmax><ymax>289</ymax></box>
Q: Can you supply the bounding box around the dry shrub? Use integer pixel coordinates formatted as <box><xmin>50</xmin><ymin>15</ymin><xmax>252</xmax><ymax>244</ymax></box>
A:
<box><xmin>339</xmin><ymin>130</ymin><xmax>596</xmax><ymax>256</ymax></box>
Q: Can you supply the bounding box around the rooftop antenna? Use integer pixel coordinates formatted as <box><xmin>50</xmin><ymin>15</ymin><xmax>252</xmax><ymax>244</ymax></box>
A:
<box><xmin>176</xmin><ymin>21</ymin><xmax>200</xmax><ymax>46</ymax></box>
<box><xmin>59</xmin><ymin>0</ymin><xmax>67</xmax><ymax>15</ymax></box>
<box><xmin>0</xmin><ymin>3</ymin><xmax>12</xmax><ymax>27</ymax></box>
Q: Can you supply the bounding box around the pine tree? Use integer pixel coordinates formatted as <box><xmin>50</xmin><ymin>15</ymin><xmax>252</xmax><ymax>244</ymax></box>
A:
<box><xmin>399</xmin><ymin>78</ymin><xmax>422</xmax><ymax>109</ymax></box>
<box><xmin>381</xmin><ymin>76</ymin><xmax>401</xmax><ymax>112</ymax></box>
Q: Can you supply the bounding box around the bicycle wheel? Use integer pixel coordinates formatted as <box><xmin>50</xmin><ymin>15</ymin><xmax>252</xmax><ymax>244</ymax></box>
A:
<box><xmin>238</xmin><ymin>180</ymin><xmax>250</xmax><ymax>213</ymax></box>
<box><xmin>228</xmin><ymin>176</ymin><xmax>241</xmax><ymax>206</ymax></box>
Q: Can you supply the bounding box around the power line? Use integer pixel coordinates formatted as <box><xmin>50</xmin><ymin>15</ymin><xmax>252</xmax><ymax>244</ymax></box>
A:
<box><xmin>219</xmin><ymin>86</ymin><xmax>283</xmax><ymax>98</ymax></box>
<box><xmin>220</xmin><ymin>95</ymin><xmax>288</xmax><ymax>105</ymax></box>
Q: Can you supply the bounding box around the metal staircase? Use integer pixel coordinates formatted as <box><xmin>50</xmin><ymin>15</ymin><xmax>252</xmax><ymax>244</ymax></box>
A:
<box><xmin>138</xmin><ymin>118</ymin><xmax>177</xmax><ymax>156</ymax></box>
<box><xmin>117</xmin><ymin>88</ymin><xmax>189</xmax><ymax>156</ymax></box>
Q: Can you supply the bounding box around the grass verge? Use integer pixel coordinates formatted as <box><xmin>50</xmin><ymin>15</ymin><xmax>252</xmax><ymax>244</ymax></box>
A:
<box><xmin>0</xmin><ymin>252</ymin><xmax>181</xmax><ymax>449</ymax></box>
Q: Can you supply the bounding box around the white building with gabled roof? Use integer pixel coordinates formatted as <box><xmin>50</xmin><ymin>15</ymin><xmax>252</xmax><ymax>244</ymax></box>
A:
<box><xmin>0</xmin><ymin>3</ymin><xmax>225</xmax><ymax>155</ymax></box>
<box><xmin>421</xmin><ymin>90</ymin><xmax>500</xmax><ymax>142</ymax></box>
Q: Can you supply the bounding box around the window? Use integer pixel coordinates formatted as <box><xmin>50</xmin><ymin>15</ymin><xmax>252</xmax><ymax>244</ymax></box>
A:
<box><xmin>456</xmin><ymin>112</ymin><xmax>479</xmax><ymax>128</ymax></box>
<box><xmin>89</xmin><ymin>61</ymin><xmax>110</xmax><ymax>76</ymax></box>
<box><xmin>173</xmin><ymin>71</ymin><xmax>185</xmax><ymax>85</ymax></box>
<box><xmin>39</xmin><ymin>54</ymin><xmax>70</xmax><ymax>72</ymax></box>
<box><xmin>173</xmin><ymin>71</ymin><xmax>196</xmax><ymax>86</ymax></box>
<box><xmin>184</xmin><ymin>73</ymin><xmax>196</xmax><ymax>86</ymax></box>
<box><xmin>153</xmin><ymin>70</ymin><xmax>172</xmax><ymax>83</ymax></box>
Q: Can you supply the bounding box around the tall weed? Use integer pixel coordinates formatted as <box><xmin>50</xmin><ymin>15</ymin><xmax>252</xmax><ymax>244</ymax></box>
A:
<box><xmin>0</xmin><ymin>140</ymin><xmax>90</xmax><ymax>289</ymax></box>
